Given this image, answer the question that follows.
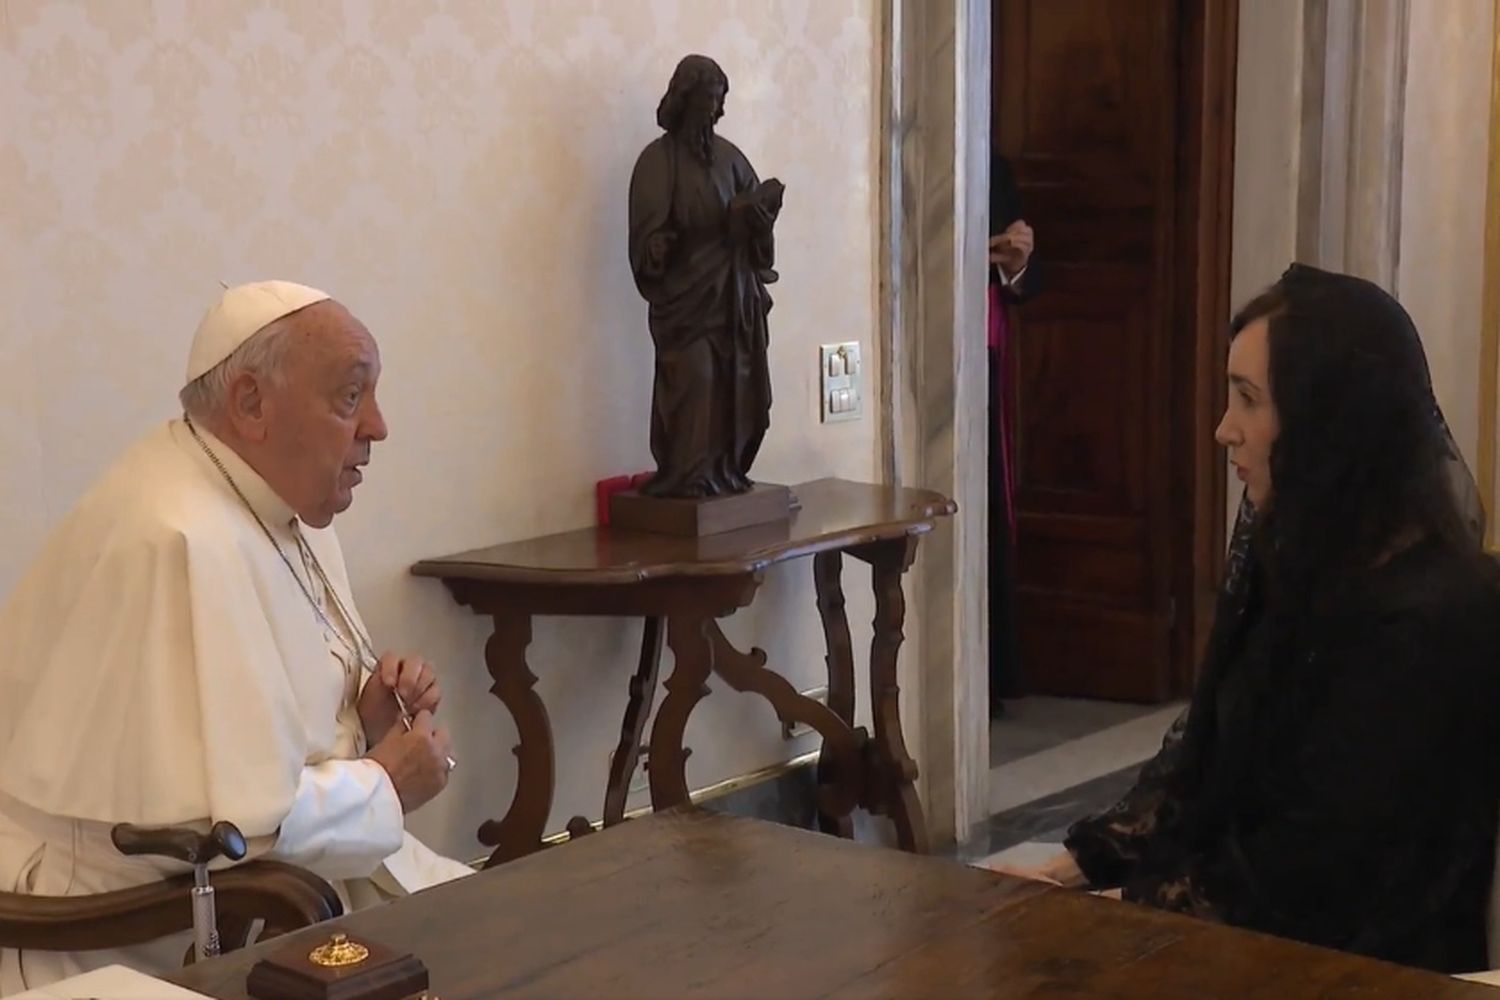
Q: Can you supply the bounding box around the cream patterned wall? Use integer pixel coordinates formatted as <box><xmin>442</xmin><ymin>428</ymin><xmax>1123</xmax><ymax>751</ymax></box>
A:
<box><xmin>0</xmin><ymin>0</ymin><xmax>882</xmax><ymax>858</ymax></box>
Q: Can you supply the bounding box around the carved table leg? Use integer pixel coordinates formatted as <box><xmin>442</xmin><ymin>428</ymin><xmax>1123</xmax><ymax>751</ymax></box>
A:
<box><xmin>604</xmin><ymin>616</ymin><xmax>665</xmax><ymax>826</ymax></box>
<box><xmin>648</xmin><ymin>615</ymin><xmax>715</xmax><ymax>810</ymax></box>
<box><xmin>813</xmin><ymin>551</ymin><xmax>858</xmax><ymax>838</ymax></box>
<box><xmin>706</xmin><ymin>620</ymin><xmax>863</xmax><ymax>825</ymax></box>
<box><xmin>478</xmin><ymin>610</ymin><xmax>555</xmax><ymax>867</ymax></box>
<box><xmin>851</xmin><ymin>535</ymin><xmax>929</xmax><ymax>854</ymax></box>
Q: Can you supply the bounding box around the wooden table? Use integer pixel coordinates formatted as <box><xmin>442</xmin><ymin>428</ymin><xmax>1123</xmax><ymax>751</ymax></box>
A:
<box><xmin>170</xmin><ymin>809</ymin><xmax>1498</xmax><ymax>999</ymax></box>
<box><xmin>410</xmin><ymin>478</ymin><xmax>956</xmax><ymax>866</ymax></box>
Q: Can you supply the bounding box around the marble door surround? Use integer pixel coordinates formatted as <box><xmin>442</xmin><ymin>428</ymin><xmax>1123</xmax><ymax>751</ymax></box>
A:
<box><xmin>875</xmin><ymin>0</ymin><xmax>992</xmax><ymax>848</ymax></box>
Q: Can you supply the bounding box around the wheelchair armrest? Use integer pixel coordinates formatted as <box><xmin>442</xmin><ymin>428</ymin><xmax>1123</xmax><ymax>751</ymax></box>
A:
<box><xmin>0</xmin><ymin>860</ymin><xmax>341</xmax><ymax>952</ymax></box>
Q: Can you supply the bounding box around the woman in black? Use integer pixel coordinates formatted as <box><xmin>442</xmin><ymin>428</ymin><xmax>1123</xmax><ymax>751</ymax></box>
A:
<box><xmin>1007</xmin><ymin>264</ymin><xmax>1500</xmax><ymax>974</ymax></box>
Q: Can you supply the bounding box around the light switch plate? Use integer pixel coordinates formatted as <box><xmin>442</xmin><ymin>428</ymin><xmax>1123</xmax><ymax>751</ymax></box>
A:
<box><xmin>820</xmin><ymin>342</ymin><xmax>862</xmax><ymax>423</ymax></box>
<box><xmin>782</xmin><ymin>686</ymin><xmax>830</xmax><ymax>739</ymax></box>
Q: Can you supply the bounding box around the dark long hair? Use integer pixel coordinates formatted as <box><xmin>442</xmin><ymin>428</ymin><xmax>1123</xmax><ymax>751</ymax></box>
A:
<box><xmin>1177</xmin><ymin>264</ymin><xmax>1490</xmax><ymax>837</ymax></box>
<box><xmin>1231</xmin><ymin>265</ymin><xmax>1482</xmax><ymax>610</ymax></box>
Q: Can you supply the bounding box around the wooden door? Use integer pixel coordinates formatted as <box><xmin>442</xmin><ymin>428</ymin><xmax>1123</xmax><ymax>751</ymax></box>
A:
<box><xmin>995</xmin><ymin>0</ymin><xmax>1230</xmax><ymax>701</ymax></box>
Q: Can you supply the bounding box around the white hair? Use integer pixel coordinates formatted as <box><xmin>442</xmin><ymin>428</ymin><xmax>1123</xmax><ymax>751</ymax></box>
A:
<box><xmin>179</xmin><ymin>314</ymin><xmax>298</xmax><ymax>421</ymax></box>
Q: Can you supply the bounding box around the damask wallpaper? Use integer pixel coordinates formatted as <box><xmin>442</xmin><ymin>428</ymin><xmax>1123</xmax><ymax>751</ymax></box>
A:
<box><xmin>0</xmin><ymin>0</ymin><xmax>882</xmax><ymax>857</ymax></box>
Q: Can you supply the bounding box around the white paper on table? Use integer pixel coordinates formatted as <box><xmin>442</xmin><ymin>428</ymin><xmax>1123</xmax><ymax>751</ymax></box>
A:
<box><xmin>8</xmin><ymin>963</ymin><xmax>214</xmax><ymax>999</ymax></box>
<box><xmin>1455</xmin><ymin>968</ymin><xmax>1500</xmax><ymax>988</ymax></box>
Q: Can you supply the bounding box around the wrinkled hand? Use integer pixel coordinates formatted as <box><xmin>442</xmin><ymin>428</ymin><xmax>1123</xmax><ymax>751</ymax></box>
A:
<box><xmin>358</xmin><ymin>652</ymin><xmax>442</xmax><ymax>746</ymax></box>
<box><xmin>366</xmin><ymin>710</ymin><xmax>453</xmax><ymax>814</ymax></box>
<box><xmin>989</xmin><ymin>219</ymin><xmax>1034</xmax><ymax>276</ymax></box>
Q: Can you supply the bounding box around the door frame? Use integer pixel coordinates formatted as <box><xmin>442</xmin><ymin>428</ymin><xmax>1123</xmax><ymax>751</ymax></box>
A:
<box><xmin>876</xmin><ymin>0</ymin><xmax>993</xmax><ymax>847</ymax></box>
<box><xmin>880</xmin><ymin>0</ymin><xmax>1238</xmax><ymax>846</ymax></box>
<box><xmin>1172</xmin><ymin>0</ymin><xmax>1238</xmax><ymax>690</ymax></box>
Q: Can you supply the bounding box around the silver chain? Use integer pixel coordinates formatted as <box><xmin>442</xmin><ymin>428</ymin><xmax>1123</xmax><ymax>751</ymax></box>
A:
<box><xmin>182</xmin><ymin>416</ymin><xmax>455</xmax><ymax>771</ymax></box>
<box><xmin>183</xmin><ymin>416</ymin><xmax>375</xmax><ymax>671</ymax></box>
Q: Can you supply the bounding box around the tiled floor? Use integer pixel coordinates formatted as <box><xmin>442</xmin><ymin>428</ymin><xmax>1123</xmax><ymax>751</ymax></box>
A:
<box><xmin>990</xmin><ymin>696</ymin><xmax>1164</xmax><ymax>767</ymax></box>
<box><xmin>962</xmin><ymin>696</ymin><xmax>1183</xmax><ymax>869</ymax></box>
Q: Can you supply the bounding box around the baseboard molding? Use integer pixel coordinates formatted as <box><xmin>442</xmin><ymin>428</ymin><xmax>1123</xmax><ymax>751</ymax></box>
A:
<box><xmin>467</xmin><ymin>751</ymin><xmax>821</xmax><ymax>866</ymax></box>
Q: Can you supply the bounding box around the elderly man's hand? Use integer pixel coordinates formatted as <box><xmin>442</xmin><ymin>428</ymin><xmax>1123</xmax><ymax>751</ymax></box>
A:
<box><xmin>367</xmin><ymin>710</ymin><xmax>453</xmax><ymax>813</ymax></box>
<box><xmin>359</xmin><ymin>651</ymin><xmax>442</xmax><ymax>746</ymax></box>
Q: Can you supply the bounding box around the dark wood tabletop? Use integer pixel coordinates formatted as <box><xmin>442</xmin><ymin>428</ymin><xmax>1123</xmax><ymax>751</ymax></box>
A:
<box><xmin>410</xmin><ymin>477</ymin><xmax>956</xmax><ymax>585</ymax></box>
<box><xmin>169</xmin><ymin>810</ymin><xmax>1496</xmax><ymax>999</ymax></box>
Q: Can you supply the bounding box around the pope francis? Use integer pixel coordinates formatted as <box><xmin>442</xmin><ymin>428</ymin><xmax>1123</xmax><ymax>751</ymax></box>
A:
<box><xmin>0</xmin><ymin>282</ymin><xmax>473</xmax><ymax>993</ymax></box>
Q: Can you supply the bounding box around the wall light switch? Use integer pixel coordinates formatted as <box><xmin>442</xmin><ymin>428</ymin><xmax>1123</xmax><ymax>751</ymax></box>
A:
<box><xmin>782</xmin><ymin>686</ymin><xmax>830</xmax><ymax>739</ymax></box>
<box><xmin>820</xmin><ymin>342</ymin><xmax>862</xmax><ymax>423</ymax></box>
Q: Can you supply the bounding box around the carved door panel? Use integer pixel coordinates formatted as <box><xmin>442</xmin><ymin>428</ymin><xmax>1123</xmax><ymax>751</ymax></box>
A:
<box><xmin>995</xmin><ymin>0</ymin><xmax>1186</xmax><ymax>700</ymax></box>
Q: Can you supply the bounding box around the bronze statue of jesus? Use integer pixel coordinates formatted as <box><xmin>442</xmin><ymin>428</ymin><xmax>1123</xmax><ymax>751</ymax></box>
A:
<box><xmin>628</xmin><ymin>54</ymin><xmax>784</xmax><ymax>499</ymax></box>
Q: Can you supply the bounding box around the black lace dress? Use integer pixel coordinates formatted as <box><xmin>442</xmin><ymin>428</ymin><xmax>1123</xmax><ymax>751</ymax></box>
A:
<box><xmin>1065</xmin><ymin>539</ymin><xmax>1500</xmax><ymax>973</ymax></box>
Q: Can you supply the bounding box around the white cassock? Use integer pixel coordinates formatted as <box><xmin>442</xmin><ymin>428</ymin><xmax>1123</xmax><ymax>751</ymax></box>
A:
<box><xmin>0</xmin><ymin>419</ymin><xmax>472</xmax><ymax>995</ymax></box>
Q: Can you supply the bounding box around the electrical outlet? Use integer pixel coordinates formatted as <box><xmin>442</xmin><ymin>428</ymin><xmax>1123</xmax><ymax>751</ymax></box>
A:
<box><xmin>782</xmin><ymin>686</ymin><xmax>830</xmax><ymax>739</ymax></box>
<box><xmin>820</xmin><ymin>343</ymin><xmax>862</xmax><ymax>423</ymax></box>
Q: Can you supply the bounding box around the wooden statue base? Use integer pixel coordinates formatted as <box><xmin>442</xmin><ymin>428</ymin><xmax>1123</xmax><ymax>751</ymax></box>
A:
<box><xmin>610</xmin><ymin>483</ymin><xmax>793</xmax><ymax>537</ymax></box>
<box><xmin>247</xmin><ymin>933</ymin><xmax>429</xmax><ymax>1000</ymax></box>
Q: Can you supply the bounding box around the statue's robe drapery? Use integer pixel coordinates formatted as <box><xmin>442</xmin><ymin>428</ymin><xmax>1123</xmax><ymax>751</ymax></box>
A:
<box><xmin>0</xmin><ymin>420</ymin><xmax>471</xmax><ymax>993</ymax></box>
<box><xmin>628</xmin><ymin>132</ymin><xmax>776</xmax><ymax>498</ymax></box>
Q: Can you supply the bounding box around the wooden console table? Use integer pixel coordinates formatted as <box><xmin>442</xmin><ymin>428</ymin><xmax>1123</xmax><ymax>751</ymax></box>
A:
<box><xmin>411</xmin><ymin>477</ymin><xmax>955</xmax><ymax>867</ymax></box>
